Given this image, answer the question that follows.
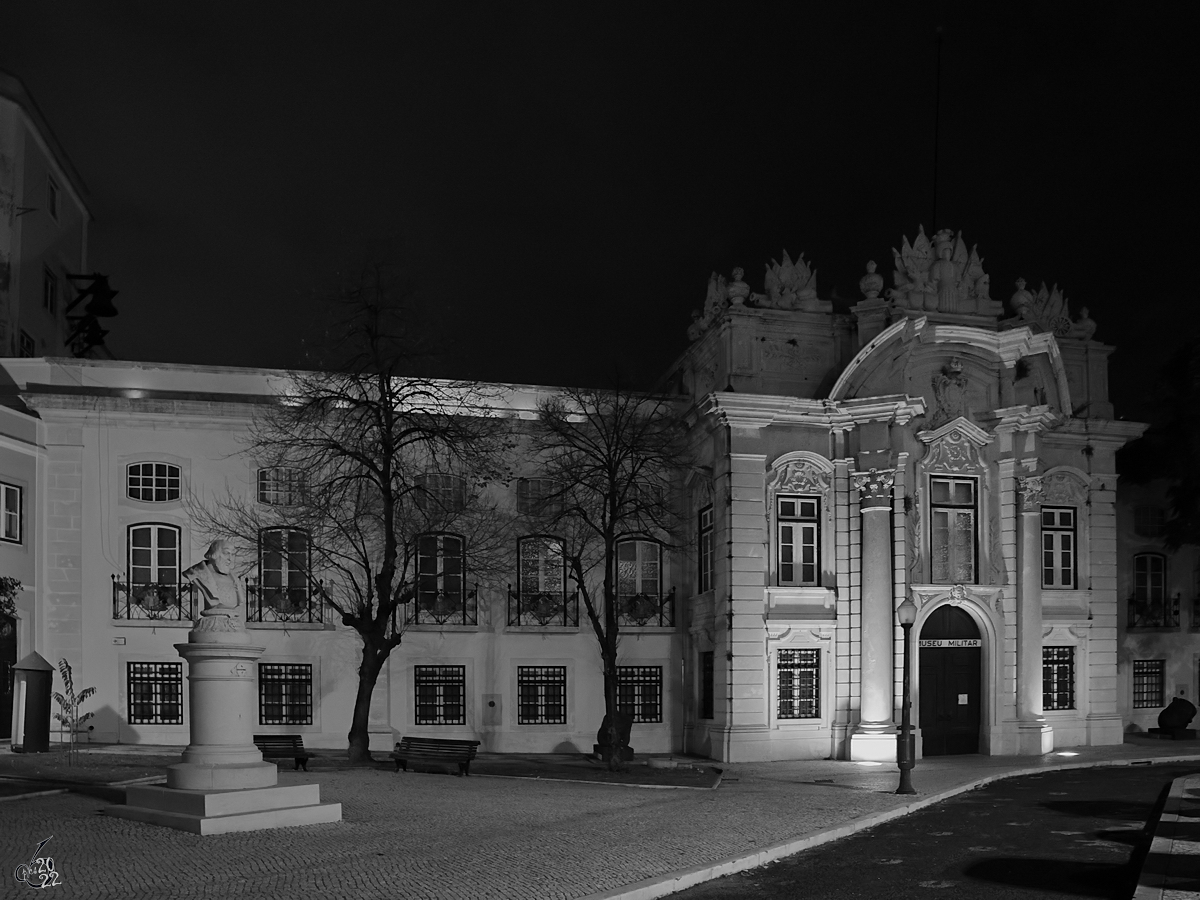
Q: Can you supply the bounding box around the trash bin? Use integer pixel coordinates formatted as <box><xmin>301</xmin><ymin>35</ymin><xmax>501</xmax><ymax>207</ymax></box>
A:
<box><xmin>11</xmin><ymin>651</ymin><xmax>53</xmax><ymax>753</ymax></box>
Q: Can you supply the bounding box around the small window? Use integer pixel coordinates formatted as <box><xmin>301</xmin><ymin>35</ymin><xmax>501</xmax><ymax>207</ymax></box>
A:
<box><xmin>516</xmin><ymin>478</ymin><xmax>561</xmax><ymax>516</ymax></box>
<box><xmin>414</xmin><ymin>666</ymin><xmax>466</xmax><ymax>725</ymax></box>
<box><xmin>616</xmin><ymin>539</ymin><xmax>661</xmax><ymax>600</ymax></box>
<box><xmin>698</xmin><ymin>505</ymin><xmax>714</xmax><ymax>593</ymax></box>
<box><xmin>617</xmin><ymin>666</ymin><xmax>663</xmax><ymax>724</ymax></box>
<box><xmin>517</xmin><ymin>666</ymin><xmax>567</xmax><ymax>725</ymax></box>
<box><xmin>127</xmin><ymin>462</ymin><xmax>181</xmax><ymax>502</ymax></box>
<box><xmin>417</xmin><ymin>532</ymin><xmax>464</xmax><ymax>608</ymax></box>
<box><xmin>699</xmin><ymin>650</ymin><xmax>714</xmax><ymax>720</ymax></box>
<box><xmin>43</xmin><ymin>267</ymin><xmax>58</xmax><ymax>313</ymax></box>
<box><xmin>1133</xmin><ymin>660</ymin><xmax>1165</xmax><ymax>709</ymax></box>
<box><xmin>778</xmin><ymin>648</ymin><xmax>820</xmax><ymax>719</ymax></box>
<box><xmin>127</xmin><ymin>662</ymin><xmax>183</xmax><ymax>724</ymax></box>
<box><xmin>18</xmin><ymin>331</ymin><xmax>35</xmax><ymax>358</ymax></box>
<box><xmin>1041</xmin><ymin>507</ymin><xmax>1076</xmax><ymax>590</ymax></box>
<box><xmin>1043</xmin><ymin>646</ymin><xmax>1075</xmax><ymax>711</ymax></box>
<box><xmin>259</xmin><ymin>528</ymin><xmax>311</xmax><ymax>607</ymax></box>
<box><xmin>128</xmin><ymin>524</ymin><xmax>180</xmax><ymax>587</ymax></box>
<box><xmin>258</xmin><ymin>663</ymin><xmax>313</xmax><ymax>725</ymax></box>
<box><xmin>930</xmin><ymin>476</ymin><xmax>977</xmax><ymax>584</ymax></box>
<box><xmin>518</xmin><ymin>536</ymin><xmax>566</xmax><ymax>601</ymax></box>
<box><xmin>47</xmin><ymin>174</ymin><xmax>60</xmax><ymax>221</ymax></box>
<box><xmin>1</xmin><ymin>482</ymin><xmax>21</xmax><ymax>543</ymax></box>
<box><xmin>257</xmin><ymin>467</ymin><xmax>303</xmax><ymax>506</ymax></box>
<box><xmin>1135</xmin><ymin>506</ymin><xmax>1166</xmax><ymax>538</ymax></box>
<box><xmin>1134</xmin><ymin>553</ymin><xmax>1167</xmax><ymax>605</ymax></box>
<box><xmin>415</xmin><ymin>474</ymin><xmax>466</xmax><ymax>513</ymax></box>
<box><xmin>777</xmin><ymin>496</ymin><xmax>819</xmax><ymax>586</ymax></box>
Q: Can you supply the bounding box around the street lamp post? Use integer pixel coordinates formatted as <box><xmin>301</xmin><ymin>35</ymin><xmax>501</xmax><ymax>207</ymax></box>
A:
<box><xmin>896</xmin><ymin>595</ymin><xmax>918</xmax><ymax>795</ymax></box>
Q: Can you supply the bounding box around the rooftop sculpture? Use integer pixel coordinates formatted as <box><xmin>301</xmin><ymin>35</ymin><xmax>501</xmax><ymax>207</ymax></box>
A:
<box><xmin>888</xmin><ymin>226</ymin><xmax>1002</xmax><ymax>316</ymax></box>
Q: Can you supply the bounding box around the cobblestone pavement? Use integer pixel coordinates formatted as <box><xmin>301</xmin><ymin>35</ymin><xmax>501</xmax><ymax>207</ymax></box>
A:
<box><xmin>3</xmin><ymin>740</ymin><xmax>1199</xmax><ymax>900</ymax></box>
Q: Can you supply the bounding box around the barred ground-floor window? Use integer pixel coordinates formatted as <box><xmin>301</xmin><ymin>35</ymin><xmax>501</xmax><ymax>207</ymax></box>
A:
<box><xmin>1043</xmin><ymin>646</ymin><xmax>1075</xmax><ymax>711</ymax></box>
<box><xmin>517</xmin><ymin>666</ymin><xmax>566</xmax><ymax>725</ymax></box>
<box><xmin>1133</xmin><ymin>660</ymin><xmax>1165</xmax><ymax>709</ymax></box>
<box><xmin>127</xmin><ymin>662</ymin><xmax>183</xmax><ymax>724</ymax></box>
<box><xmin>778</xmin><ymin>648</ymin><xmax>820</xmax><ymax>719</ymax></box>
<box><xmin>617</xmin><ymin>666</ymin><xmax>663</xmax><ymax>723</ymax></box>
<box><xmin>415</xmin><ymin>665</ymin><xmax>466</xmax><ymax>725</ymax></box>
<box><xmin>259</xmin><ymin>663</ymin><xmax>313</xmax><ymax>725</ymax></box>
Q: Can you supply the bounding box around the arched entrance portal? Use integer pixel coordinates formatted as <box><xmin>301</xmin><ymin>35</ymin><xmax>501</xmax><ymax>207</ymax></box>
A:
<box><xmin>918</xmin><ymin>606</ymin><xmax>982</xmax><ymax>756</ymax></box>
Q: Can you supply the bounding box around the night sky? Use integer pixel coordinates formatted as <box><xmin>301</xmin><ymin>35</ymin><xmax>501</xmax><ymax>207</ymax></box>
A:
<box><xmin>2</xmin><ymin>4</ymin><xmax>1194</xmax><ymax>420</ymax></box>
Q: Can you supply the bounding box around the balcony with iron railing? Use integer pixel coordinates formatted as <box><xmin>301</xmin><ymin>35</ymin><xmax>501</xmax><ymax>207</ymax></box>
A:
<box><xmin>1127</xmin><ymin>593</ymin><xmax>1180</xmax><ymax>629</ymax></box>
<box><xmin>407</xmin><ymin>587</ymin><xmax>478</xmax><ymax>627</ymax></box>
<box><xmin>507</xmin><ymin>587</ymin><xmax>579</xmax><ymax>627</ymax></box>
<box><xmin>112</xmin><ymin>578</ymin><xmax>196</xmax><ymax>621</ymax></box>
<box><xmin>616</xmin><ymin>587</ymin><xmax>676</xmax><ymax>628</ymax></box>
<box><xmin>245</xmin><ymin>580</ymin><xmax>326</xmax><ymax>625</ymax></box>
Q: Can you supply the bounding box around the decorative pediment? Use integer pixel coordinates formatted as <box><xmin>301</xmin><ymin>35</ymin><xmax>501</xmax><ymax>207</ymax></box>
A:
<box><xmin>1042</xmin><ymin>470</ymin><xmax>1088</xmax><ymax>505</ymax></box>
<box><xmin>917</xmin><ymin>417</ymin><xmax>993</xmax><ymax>472</ymax></box>
<box><xmin>766</xmin><ymin>622</ymin><xmax>835</xmax><ymax>645</ymax></box>
<box><xmin>910</xmin><ymin>583</ymin><xmax>1003</xmax><ymax>621</ymax></box>
<box><xmin>767</xmin><ymin>453</ymin><xmax>833</xmax><ymax>501</ymax></box>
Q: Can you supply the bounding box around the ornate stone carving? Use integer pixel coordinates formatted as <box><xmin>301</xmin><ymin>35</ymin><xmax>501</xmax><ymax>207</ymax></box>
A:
<box><xmin>859</xmin><ymin>261</ymin><xmax>883</xmax><ymax>299</ymax></box>
<box><xmin>994</xmin><ymin>596</ymin><xmax>1005</xmax><ymax>618</ymax></box>
<box><xmin>948</xmin><ymin>583</ymin><xmax>968</xmax><ymax>605</ymax></box>
<box><xmin>919</xmin><ymin>420</ymin><xmax>991</xmax><ymax>473</ymax></box>
<box><xmin>1018</xmin><ymin>476</ymin><xmax>1045</xmax><ymax>512</ymax></box>
<box><xmin>1042</xmin><ymin>471</ymin><xmax>1087</xmax><ymax>506</ymax></box>
<box><xmin>768</xmin><ymin>457</ymin><xmax>832</xmax><ymax>502</ymax></box>
<box><xmin>1067</xmin><ymin>307</ymin><xmax>1096</xmax><ymax>341</ymax></box>
<box><xmin>852</xmin><ymin>468</ymin><xmax>894</xmax><ymax>508</ymax></box>
<box><xmin>906</xmin><ymin>488</ymin><xmax>925</xmax><ymax>584</ymax></box>
<box><xmin>888</xmin><ymin>226</ymin><xmax>1002</xmax><ymax>316</ymax></box>
<box><xmin>1010</xmin><ymin>279</ymin><xmax>1073</xmax><ymax>336</ymax></box>
<box><xmin>989</xmin><ymin>501</ymin><xmax>1007</xmax><ymax>586</ymax></box>
<box><xmin>753</xmin><ymin>250</ymin><xmax>819</xmax><ymax>310</ymax></box>
<box><xmin>727</xmin><ymin>267</ymin><xmax>750</xmax><ymax>306</ymax></box>
<box><xmin>688</xmin><ymin>271</ymin><xmax>731</xmax><ymax>341</ymax></box>
<box><xmin>930</xmin><ymin>357</ymin><xmax>970</xmax><ymax>428</ymax></box>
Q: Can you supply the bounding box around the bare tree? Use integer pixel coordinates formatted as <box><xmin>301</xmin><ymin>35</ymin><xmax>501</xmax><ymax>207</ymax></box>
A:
<box><xmin>525</xmin><ymin>385</ymin><xmax>690</xmax><ymax>768</ymax></box>
<box><xmin>192</xmin><ymin>266</ymin><xmax>512</xmax><ymax>762</ymax></box>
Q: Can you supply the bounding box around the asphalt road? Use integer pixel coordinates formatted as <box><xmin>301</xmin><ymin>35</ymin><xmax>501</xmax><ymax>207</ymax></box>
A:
<box><xmin>672</xmin><ymin>762</ymin><xmax>1194</xmax><ymax>900</ymax></box>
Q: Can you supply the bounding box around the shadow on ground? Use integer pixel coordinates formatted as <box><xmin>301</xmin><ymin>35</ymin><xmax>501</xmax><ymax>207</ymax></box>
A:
<box><xmin>964</xmin><ymin>857</ymin><xmax>1136</xmax><ymax>899</ymax></box>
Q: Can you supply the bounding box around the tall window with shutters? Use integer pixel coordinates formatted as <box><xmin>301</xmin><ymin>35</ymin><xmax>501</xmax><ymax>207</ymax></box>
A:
<box><xmin>776</xmin><ymin>496</ymin><xmax>819</xmax><ymax>586</ymax></box>
<box><xmin>930</xmin><ymin>476</ymin><xmax>976</xmax><ymax>584</ymax></box>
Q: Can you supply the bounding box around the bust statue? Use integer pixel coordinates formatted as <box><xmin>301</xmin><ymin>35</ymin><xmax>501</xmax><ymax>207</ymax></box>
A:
<box><xmin>859</xmin><ymin>261</ymin><xmax>883</xmax><ymax>299</ymax></box>
<box><xmin>727</xmin><ymin>267</ymin><xmax>749</xmax><ymax>305</ymax></box>
<box><xmin>1010</xmin><ymin>278</ymin><xmax>1034</xmax><ymax>319</ymax></box>
<box><xmin>184</xmin><ymin>539</ymin><xmax>245</xmax><ymax>632</ymax></box>
<box><xmin>1069</xmin><ymin>306</ymin><xmax>1097</xmax><ymax>341</ymax></box>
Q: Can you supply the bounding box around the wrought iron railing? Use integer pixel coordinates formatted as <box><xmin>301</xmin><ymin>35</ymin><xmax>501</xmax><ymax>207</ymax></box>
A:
<box><xmin>507</xmin><ymin>587</ymin><xmax>579</xmax><ymax>626</ymax></box>
<box><xmin>245</xmin><ymin>580</ymin><xmax>325</xmax><ymax>624</ymax></box>
<box><xmin>1128</xmin><ymin>594</ymin><xmax>1180</xmax><ymax>629</ymax></box>
<box><xmin>616</xmin><ymin>587</ymin><xmax>675</xmax><ymax>627</ymax></box>
<box><xmin>407</xmin><ymin>588</ymin><xmax>478</xmax><ymax>626</ymax></box>
<box><xmin>112</xmin><ymin>578</ymin><xmax>196</xmax><ymax>621</ymax></box>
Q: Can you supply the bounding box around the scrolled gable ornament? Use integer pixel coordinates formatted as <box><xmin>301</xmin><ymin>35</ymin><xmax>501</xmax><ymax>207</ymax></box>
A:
<box><xmin>1042</xmin><ymin>471</ymin><xmax>1087</xmax><ymax>505</ymax></box>
<box><xmin>768</xmin><ymin>457</ymin><xmax>832</xmax><ymax>502</ymax></box>
<box><xmin>922</xmin><ymin>428</ymin><xmax>979</xmax><ymax>472</ymax></box>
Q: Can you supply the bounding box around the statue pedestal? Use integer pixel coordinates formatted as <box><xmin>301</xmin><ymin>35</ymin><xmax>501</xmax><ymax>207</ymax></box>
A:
<box><xmin>106</xmin><ymin>628</ymin><xmax>341</xmax><ymax>834</ymax></box>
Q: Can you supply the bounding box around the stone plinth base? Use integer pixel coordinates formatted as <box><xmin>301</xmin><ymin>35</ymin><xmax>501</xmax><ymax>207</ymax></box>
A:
<box><xmin>849</xmin><ymin>728</ymin><xmax>897</xmax><ymax>762</ymax></box>
<box><xmin>1017</xmin><ymin>721</ymin><xmax>1054</xmax><ymax>755</ymax></box>
<box><xmin>167</xmin><ymin>760</ymin><xmax>279</xmax><ymax>791</ymax></box>
<box><xmin>106</xmin><ymin>783</ymin><xmax>341</xmax><ymax>835</ymax></box>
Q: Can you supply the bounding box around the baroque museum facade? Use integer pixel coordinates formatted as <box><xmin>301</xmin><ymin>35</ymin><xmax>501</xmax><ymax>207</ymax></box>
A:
<box><xmin>1</xmin><ymin>227</ymin><xmax>1156</xmax><ymax>763</ymax></box>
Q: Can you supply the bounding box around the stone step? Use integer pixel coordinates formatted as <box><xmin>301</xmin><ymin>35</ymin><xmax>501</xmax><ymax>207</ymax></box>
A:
<box><xmin>122</xmin><ymin>783</ymin><xmax>323</xmax><ymax>817</ymax></box>
<box><xmin>107</xmin><ymin>798</ymin><xmax>342</xmax><ymax>835</ymax></box>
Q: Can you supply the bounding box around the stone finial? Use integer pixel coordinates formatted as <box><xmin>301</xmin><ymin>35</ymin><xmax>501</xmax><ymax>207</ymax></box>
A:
<box><xmin>859</xmin><ymin>261</ymin><xmax>883</xmax><ymax>299</ymax></box>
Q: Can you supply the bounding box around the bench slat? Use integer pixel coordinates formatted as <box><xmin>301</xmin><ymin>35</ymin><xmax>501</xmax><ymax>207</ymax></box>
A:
<box><xmin>391</xmin><ymin>736</ymin><xmax>480</xmax><ymax>777</ymax></box>
<box><xmin>253</xmin><ymin>734</ymin><xmax>312</xmax><ymax>771</ymax></box>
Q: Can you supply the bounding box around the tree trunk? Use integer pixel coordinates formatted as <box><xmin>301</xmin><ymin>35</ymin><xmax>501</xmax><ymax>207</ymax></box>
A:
<box><xmin>347</xmin><ymin>637</ymin><xmax>387</xmax><ymax>763</ymax></box>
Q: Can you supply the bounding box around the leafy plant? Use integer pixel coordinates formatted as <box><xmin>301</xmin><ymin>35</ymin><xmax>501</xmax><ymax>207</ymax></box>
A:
<box><xmin>0</xmin><ymin>576</ymin><xmax>20</xmax><ymax>619</ymax></box>
<box><xmin>52</xmin><ymin>658</ymin><xmax>96</xmax><ymax>765</ymax></box>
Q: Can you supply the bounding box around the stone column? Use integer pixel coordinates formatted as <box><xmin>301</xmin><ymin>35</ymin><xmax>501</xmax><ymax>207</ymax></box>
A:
<box><xmin>850</xmin><ymin>468</ymin><xmax>897</xmax><ymax>762</ymax></box>
<box><xmin>1016</xmin><ymin>476</ymin><xmax>1054</xmax><ymax>754</ymax></box>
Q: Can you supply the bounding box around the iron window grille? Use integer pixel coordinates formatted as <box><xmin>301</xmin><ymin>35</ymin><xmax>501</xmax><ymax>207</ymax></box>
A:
<box><xmin>18</xmin><ymin>331</ymin><xmax>35</xmax><ymax>357</ymax></box>
<box><xmin>777</xmin><ymin>648</ymin><xmax>820</xmax><ymax>719</ymax></box>
<box><xmin>777</xmin><ymin>496</ymin><xmax>819</xmax><ymax>586</ymax></box>
<box><xmin>930</xmin><ymin>476</ymin><xmax>977</xmax><ymax>584</ymax></box>
<box><xmin>1041</xmin><ymin>507</ymin><xmax>1076</xmax><ymax>590</ymax></box>
<box><xmin>700</xmin><ymin>650</ymin><xmax>714</xmax><ymax>719</ymax></box>
<box><xmin>517</xmin><ymin>666</ymin><xmax>566</xmax><ymax>724</ymax></box>
<box><xmin>257</xmin><ymin>467</ymin><xmax>304</xmax><ymax>506</ymax></box>
<box><xmin>1129</xmin><ymin>553</ymin><xmax>1176</xmax><ymax>628</ymax></box>
<box><xmin>1043</xmin><ymin>646</ymin><xmax>1075</xmax><ymax>711</ymax></box>
<box><xmin>509</xmin><ymin>536</ymin><xmax>578</xmax><ymax>626</ymax></box>
<box><xmin>617</xmin><ymin>666</ymin><xmax>663</xmax><ymax>723</ymax></box>
<box><xmin>1</xmin><ymin>482</ymin><xmax>21</xmax><ymax>543</ymax></box>
<box><xmin>698</xmin><ymin>505</ymin><xmax>714</xmax><ymax>593</ymax></box>
<box><xmin>258</xmin><ymin>663</ymin><xmax>313</xmax><ymax>725</ymax></box>
<box><xmin>409</xmin><ymin>533</ymin><xmax>477</xmax><ymax>625</ymax></box>
<box><xmin>414</xmin><ymin>666</ymin><xmax>466</xmax><ymax>725</ymax></box>
<box><xmin>256</xmin><ymin>528</ymin><xmax>312</xmax><ymax>619</ymax></box>
<box><xmin>1133</xmin><ymin>659</ymin><xmax>1166</xmax><ymax>709</ymax></box>
<box><xmin>127</xmin><ymin>462</ymin><xmax>181</xmax><ymax>502</ymax></box>
<box><xmin>113</xmin><ymin>576</ymin><xmax>196</xmax><ymax>621</ymax></box>
<box><xmin>415</xmin><ymin>474</ymin><xmax>466</xmax><ymax>513</ymax></box>
<box><xmin>127</xmin><ymin>662</ymin><xmax>183</xmax><ymax>724</ymax></box>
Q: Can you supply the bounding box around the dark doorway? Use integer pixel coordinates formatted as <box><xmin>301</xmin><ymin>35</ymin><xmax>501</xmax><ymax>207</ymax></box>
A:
<box><xmin>918</xmin><ymin>605</ymin><xmax>982</xmax><ymax>756</ymax></box>
<box><xmin>1</xmin><ymin>614</ymin><xmax>15</xmax><ymax>740</ymax></box>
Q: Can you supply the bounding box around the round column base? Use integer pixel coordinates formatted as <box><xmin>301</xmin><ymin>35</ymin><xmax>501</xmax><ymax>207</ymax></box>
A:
<box><xmin>167</xmin><ymin>760</ymin><xmax>278</xmax><ymax>791</ymax></box>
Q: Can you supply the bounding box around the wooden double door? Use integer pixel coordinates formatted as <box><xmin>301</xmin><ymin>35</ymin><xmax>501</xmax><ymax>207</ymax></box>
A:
<box><xmin>918</xmin><ymin>606</ymin><xmax>982</xmax><ymax>756</ymax></box>
<box><xmin>1</xmin><ymin>614</ymin><xmax>15</xmax><ymax>740</ymax></box>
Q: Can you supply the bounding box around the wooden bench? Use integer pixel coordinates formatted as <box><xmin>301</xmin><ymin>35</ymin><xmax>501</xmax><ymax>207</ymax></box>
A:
<box><xmin>253</xmin><ymin>734</ymin><xmax>313</xmax><ymax>771</ymax></box>
<box><xmin>391</xmin><ymin>736</ymin><xmax>481</xmax><ymax>777</ymax></box>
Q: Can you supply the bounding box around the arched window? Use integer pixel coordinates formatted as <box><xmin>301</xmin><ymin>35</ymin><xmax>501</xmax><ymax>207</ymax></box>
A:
<box><xmin>411</xmin><ymin>533</ymin><xmax>473</xmax><ymax>625</ymax></box>
<box><xmin>128</xmin><ymin>524</ymin><xmax>180</xmax><ymax>587</ymax></box>
<box><xmin>127</xmin><ymin>463</ymin><xmax>181</xmax><ymax>502</ymax></box>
